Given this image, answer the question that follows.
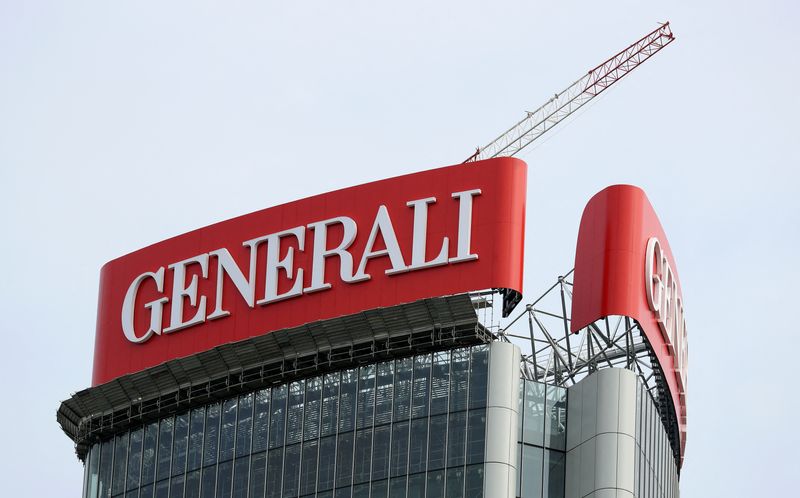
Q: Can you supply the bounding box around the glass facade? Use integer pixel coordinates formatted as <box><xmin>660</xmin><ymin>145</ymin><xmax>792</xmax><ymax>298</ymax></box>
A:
<box><xmin>82</xmin><ymin>345</ymin><xmax>489</xmax><ymax>498</ymax></box>
<box><xmin>634</xmin><ymin>382</ymin><xmax>679</xmax><ymax>498</ymax></box>
<box><xmin>515</xmin><ymin>380</ymin><xmax>567</xmax><ymax>498</ymax></box>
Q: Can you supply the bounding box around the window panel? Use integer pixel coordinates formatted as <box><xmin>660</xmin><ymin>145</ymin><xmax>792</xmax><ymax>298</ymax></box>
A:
<box><xmin>253</xmin><ymin>389</ymin><xmax>271</xmax><ymax>452</ymax></box>
<box><xmin>203</xmin><ymin>404</ymin><xmax>221</xmax><ymax>466</ymax></box>
<box><xmin>521</xmin><ymin>445</ymin><xmax>543</xmax><ymax>498</ymax></box>
<box><xmin>269</xmin><ymin>385</ymin><xmax>287</xmax><ymax>449</ymax></box>
<box><xmin>426</xmin><ymin>469</ymin><xmax>445</xmax><ymax>498</ymax></box>
<box><xmin>140</xmin><ymin>484</ymin><xmax>154</xmax><ymax>498</ymax></box>
<box><xmin>356</xmin><ymin>365</ymin><xmax>375</xmax><ymax>429</ymax></box>
<box><xmin>219</xmin><ymin>398</ymin><xmax>239</xmax><ymax>462</ymax></box>
<box><xmin>523</xmin><ymin>382</ymin><xmax>545</xmax><ymax>447</ymax></box>
<box><xmin>447</xmin><ymin>411</ymin><xmax>467</xmax><ymax>467</ymax></box>
<box><xmin>390</xmin><ymin>421</ymin><xmax>409</xmax><ymax>477</ymax></box>
<box><xmin>187</xmin><ymin>408</ymin><xmax>205</xmax><ymax>471</ymax></box>
<box><xmin>371</xmin><ymin>479</ymin><xmax>388</xmax><ymax>498</ymax></box>
<box><xmin>232</xmin><ymin>457</ymin><xmax>250</xmax><ymax>498</ymax></box>
<box><xmin>335</xmin><ymin>431</ymin><xmax>354</xmax><ymax>488</ymax></box>
<box><xmin>304</xmin><ymin>377</ymin><xmax>322</xmax><ymax>441</ymax></box>
<box><xmin>411</xmin><ymin>354</ymin><xmax>431</xmax><ymax>419</ymax></box>
<box><xmin>408</xmin><ymin>418</ymin><xmax>428</xmax><ymax>474</ymax></box>
<box><xmin>169</xmin><ymin>473</ymin><xmax>185</xmax><ymax>498</ymax></box>
<box><xmin>283</xmin><ymin>444</ymin><xmax>302</xmax><ymax>497</ymax></box>
<box><xmin>375</xmin><ymin>362</ymin><xmax>394</xmax><ymax>425</ymax></box>
<box><xmin>111</xmin><ymin>433</ymin><xmax>129</xmax><ymax>496</ymax></box>
<box><xmin>157</xmin><ymin>418</ymin><xmax>174</xmax><ymax>481</ymax></box>
<box><xmin>236</xmin><ymin>393</ymin><xmax>254</xmax><ymax>457</ymax></box>
<box><xmin>334</xmin><ymin>487</ymin><xmax>351</xmax><ymax>498</ymax></box>
<box><xmin>127</xmin><ymin>428</ymin><xmax>143</xmax><ymax>491</ymax></box>
<box><xmin>199</xmin><ymin>465</ymin><xmax>216</xmax><ymax>498</ymax></box>
<box><xmin>392</xmin><ymin>357</ymin><xmax>412</xmax><ymax>422</ymax></box>
<box><xmin>544</xmin><ymin>450</ymin><xmax>565</xmax><ymax>498</ymax></box>
<box><xmin>172</xmin><ymin>412</ymin><xmax>190</xmax><ymax>477</ymax></box>
<box><xmin>372</xmin><ymin>424</ymin><xmax>391</xmax><ymax>480</ymax></box>
<box><xmin>467</xmin><ymin>409</ymin><xmax>486</xmax><ymax>465</ymax></box>
<box><xmin>249</xmin><ymin>452</ymin><xmax>267</xmax><ymax>498</ymax></box>
<box><xmin>430</xmin><ymin>351</ymin><xmax>451</xmax><ymax>415</ymax></box>
<box><xmin>184</xmin><ymin>469</ymin><xmax>200</xmax><ymax>498</ymax></box>
<box><xmin>353</xmin><ymin>429</ymin><xmax>373</xmax><ymax>484</ymax></box>
<box><xmin>216</xmin><ymin>460</ymin><xmax>233</xmax><ymax>498</ymax></box>
<box><xmin>445</xmin><ymin>467</ymin><xmax>464</xmax><ymax>498</ymax></box>
<box><xmin>407</xmin><ymin>473</ymin><xmax>425</xmax><ymax>497</ymax></box>
<box><xmin>287</xmin><ymin>381</ymin><xmax>306</xmax><ymax>445</ymax></box>
<box><xmin>468</xmin><ymin>345</ymin><xmax>489</xmax><ymax>409</ymax></box>
<box><xmin>352</xmin><ymin>483</ymin><xmax>369</xmax><ymax>498</ymax></box>
<box><xmin>321</xmin><ymin>373</ymin><xmax>340</xmax><ymax>437</ymax></box>
<box><xmin>141</xmin><ymin>422</ymin><xmax>159</xmax><ymax>486</ymax></box>
<box><xmin>427</xmin><ymin>415</ymin><xmax>447</xmax><ymax>470</ymax></box>
<box><xmin>317</xmin><ymin>435</ymin><xmax>337</xmax><ymax>492</ymax></box>
<box><xmin>544</xmin><ymin>386</ymin><xmax>567</xmax><ymax>451</ymax></box>
<box><xmin>449</xmin><ymin>348</ymin><xmax>470</xmax><ymax>412</ymax></box>
<box><xmin>464</xmin><ymin>464</ymin><xmax>483</xmax><ymax>498</ymax></box>
<box><xmin>266</xmin><ymin>448</ymin><xmax>283</xmax><ymax>498</ymax></box>
<box><xmin>155</xmin><ymin>480</ymin><xmax>170</xmax><ymax>498</ymax></box>
<box><xmin>97</xmin><ymin>439</ymin><xmax>113</xmax><ymax>498</ymax></box>
<box><xmin>300</xmin><ymin>440</ymin><xmax>319</xmax><ymax>496</ymax></box>
<box><xmin>389</xmin><ymin>476</ymin><xmax>406</xmax><ymax>498</ymax></box>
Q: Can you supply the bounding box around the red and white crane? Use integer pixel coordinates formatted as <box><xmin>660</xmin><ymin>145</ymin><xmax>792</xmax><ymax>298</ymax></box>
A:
<box><xmin>464</xmin><ymin>22</ymin><xmax>674</xmax><ymax>163</ymax></box>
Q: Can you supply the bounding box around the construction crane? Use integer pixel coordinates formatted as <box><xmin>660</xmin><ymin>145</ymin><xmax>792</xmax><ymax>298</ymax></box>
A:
<box><xmin>464</xmin><ymin>22</ymin><xmax>674</xmax><ymax>163</ymax></box>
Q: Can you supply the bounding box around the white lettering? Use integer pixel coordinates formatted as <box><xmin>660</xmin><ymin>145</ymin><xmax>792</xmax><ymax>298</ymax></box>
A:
<box><xmin>354</xmin><ymin>205</ymin><xmax>408</xmax><ymax>279</ymax></box>
<box><xmin>406</xmin><ymin>197</ymin><xmax>449</xmax><ymax>270</ymax></box>
<box><xmin>258</xmin><ymin>226</ymin><xmax>305</xmax><ymax>305</ymax></box>
<box><xmin>164</xmin><ymin>254</ymin><xmax>209</xmax><ymax>334</ymax></box>
<box><xmin>304</xmin><ymin>217</ymin><xmax>359</xmax><ymax>293</ymax></box>
<box><xmin>450</xmin><ymin>189</ymin><xmax>481</xmax><ymax>262</ymax></box>
<box><xmin>121</xmin><ymin>268</ymin><xmax>169</xmax><ymax>343</ymax></box>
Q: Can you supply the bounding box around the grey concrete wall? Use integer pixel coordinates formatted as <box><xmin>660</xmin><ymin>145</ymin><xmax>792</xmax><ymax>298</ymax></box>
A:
<box><xmin>483</xmin><ymin>342</ymin><xmax>521</xmax><ymax>498</ymax></box>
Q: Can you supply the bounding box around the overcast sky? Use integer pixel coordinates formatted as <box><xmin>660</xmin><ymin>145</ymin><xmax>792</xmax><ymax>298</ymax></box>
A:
<box><xmin>1</xmin><ymin>1</ymin><xmax>798</xmax><ymax>496</ymax></box>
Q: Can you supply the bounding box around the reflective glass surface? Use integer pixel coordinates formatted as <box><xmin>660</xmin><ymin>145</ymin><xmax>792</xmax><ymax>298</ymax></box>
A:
<box><xmin>84</xmin><ymin>345</ymin><xmax>488</xmax><ymax>498</ymax></box>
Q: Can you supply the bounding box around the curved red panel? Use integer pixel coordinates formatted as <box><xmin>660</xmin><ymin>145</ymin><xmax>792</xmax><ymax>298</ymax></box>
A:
<box><xmin>571</xmin><ymin>185</ymin><xmax>688</xmax><ymax>462</ymax></box>
<box><xmin>92</xmin><ymin>158</ymin><xmax>527</xmax><ymax>386</ymax></box>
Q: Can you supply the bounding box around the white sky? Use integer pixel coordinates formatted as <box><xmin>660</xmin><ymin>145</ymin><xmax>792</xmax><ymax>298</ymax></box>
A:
<box><xmin>1</xmin><ymin>1</ymin><xmax>798</xmax><ymax>496</ymax></box>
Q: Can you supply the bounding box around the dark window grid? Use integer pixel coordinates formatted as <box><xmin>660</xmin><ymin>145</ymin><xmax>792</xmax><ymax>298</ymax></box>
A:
<box><xmin>170</xmin><ymin>412</ymin><xmax>191</xmax><ymax>498</ymax></box>
<box><xmin>322</xmin><ymin>371</ymin><xmax>342</xmax><ymax>496</ymax></box>
<box><xmin>198</xmin><ymin>404</ymin><xmax>222</xmax><ymax>498</ymax></box>
<box><xmin>371</xmin><ymin>361</ymin><xmax>395</xmax><ymax>485</ymax></box>
<box><xmin>251</xmin><ymin>389</ymin><xmax>273</xmax><ymax>496</ymax></box>
<box><xmin>110</xmin><ymin>433</ymin><xmax>129</xmax><ymax>497</ymax></box>
<box><xmin>215</xmin><ymin>398</ymin><xmax>241</xmax><ymax>497</ymax></box>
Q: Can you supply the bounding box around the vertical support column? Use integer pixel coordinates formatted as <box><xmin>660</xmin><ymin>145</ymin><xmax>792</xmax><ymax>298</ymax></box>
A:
<box><xmin>483</xmin><ymin>342</ymin><xmax>521</xmax><ymax>498</ymax></box>
<box><xmin>565</xmin><ymin>368</ymin><xmax>637</xmax><ymax>498</ymax></box>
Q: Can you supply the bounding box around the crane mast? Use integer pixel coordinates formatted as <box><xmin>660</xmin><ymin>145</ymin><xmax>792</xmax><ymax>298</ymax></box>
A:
<box><xmin>464</xmin><ymin>23</ymin><xmax>674</xmax><ymax>163</ymax></box>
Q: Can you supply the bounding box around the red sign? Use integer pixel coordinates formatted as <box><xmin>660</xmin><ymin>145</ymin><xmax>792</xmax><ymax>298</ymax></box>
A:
<box><xmin>571</xmin><ymin>185</ymin><xmax>688</xmax><ymax>461</ymax></box>
<box><xmin>93</xmin><ymin>158</ymin><xmax>527</xmax><ymax>386</ymax></box>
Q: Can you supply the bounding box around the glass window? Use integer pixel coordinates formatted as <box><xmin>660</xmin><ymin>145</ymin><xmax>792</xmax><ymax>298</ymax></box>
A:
<box><xmin>335</xmin><ymin>431</ymin><xmax>354</xmax><ymax>488</ymax></box>
<box><xmin>428</xmin><ymin>415</ymin><xmax>447</xmax><ymax>470</ymax></box>
<box><xmin>317</xmin><ymin>435</ymin><xmax>337</xmax><ymax>492</ymax></box>
<box><xmin>375</xmin><ymin>362</ymin><xmax>394</xmax><ymax>425</ymax></box>
<box><xmin>353</xmin><ymin>428</ymin><xmax>373</xmax><ymax>484</ymax></box>
<box><xmin>173</xmin><ymin>412</ymin><xmax>190</xmax><ymax>477</ymax></box>
<box><xmin>521</xmin><ymin>445</ymin><xmax>543</xmax><ymax>498</ymax></box>
<box><xmin>393</xmin><ymin>357</ymin><xmax>412</xmax><ymax>422</ymax></box>
<box><xmin>389</xmin><ymin>476</ymin><xmax>406</xmax><ymax>498</ymax></box>
<box><xmin>408</xmin><ymin>418</ymin><xmax>428</xmax><ymax>474</ymax></box>
<box><xmin>266</xmin><ymin>448</ymin><xmax>283</xmax><ymax>498</ymax></box>
<box><xmin>140</xmin><ymin>484</ymin><xmax>154</xmax><ymax>498</ymax></box>
<box><xmin>523</xmin><ymin>381</ymin><xmax>545</xmax><ymax>447</ymax></box>
<box><xmin>372</xmin><ymin>424</ymin><xmax>391</xmax><ymax>480</ymax></box>
<box><xmin>270</xmin><ymin>385</ymin><xmax>288</xmax><ymax>449</ymax></box>
<box><xmin>464</xmin><ymin>464</ymin><xmax>483</xmax><ymax>498</ymax></box>
<box><xmin>426</xmin><ymin>469</ymin><xmax>445</xmax><ymax>498</ymax></box>
<box><xmin>339</xmin><ymin>369</ymin><xmax>358</xmax><ymax>433</ymax></box>
<box><xmin>283</xmin><ymin>444</ymin><xmax>302</xmax><ymax>497</ymax></box>
<box><xmin>184</xmin><ymin>469</ymin><xmax>200</xmax><ymax>498</ymax></box>
<box><xmin>203</xmin><ymin>404</ymin><xmax>221</xmax><ymax>466</ymax></box>
<box><xmin>352</xmin><ymin>483</ymin><xmax>369</xmax><ymax>498</ymax></box>
<box><xmin>321</xmin><ymin>373</ymin><xmax>340</xmax><ymax>437</ymax></box>
<box><xmin>356</xmin><ymin>365</ymin><xmax>375</xmax><ymax>429</ymax></box>
<box><xmin>236</xmin><ymin>393</ymin><xmax>254</xmax><ymax>457</ymax></box>
<box><xmin>300</xmin><ymin>440</ymin><xmax>319</xmax><ymax>496</ymax></box>
<box><xmin>411</xmin><ymin>354</ymin><xmax>431</xmax><ymax>419</ymax></box>
<box><xmin>216</xmin><ymin>460</ymin><xmax>233</xmax><ymax>498</ymax></box>
<box><xmin>390</xmin><ymin>421</ymin><xmax>409</xmax><ymax>477</ymax></box>
<box><xmin>232</xmin><ymin>457</ymin><xmax>249</xmax><ymax>498</ymax></box>
<box><xmin>199</xmin><ymin>465</ymin><xmax>216</xmax><ymax>498</ymax></box>
<box><xmin>304</xmin><ymin>377</ymin><xmax>322</xmax><ymax>441</ymax></box>
<box><xmin>249</xmin><ymin>452</ymin><xmax>267</xmax><ymax>498</ymax></box>
<box><xmin>155</xmin><ymin>480</ymin><xmax>169</xmax><ymax>498</ymax></box>
<box><xmin>445</xmin><ymin>467</ymin><xmax>464</xmax><ymax>498</ymax></box>
<box><xmin>334</xmin><ymin>487</ymin><xmax>351</xmax><ymax>498</ymax></box>
<box><xmin>544</xmin><ymin>386</ymin><xmax>567</xmax><ymax>451</ymax></box>
<box><xmin>469</xmin><ymin>345</ymin><xmax>489</xmax><ymax>409</ymax></box>
<box><xmin>187</xmin><ymin>408</ymin><xmax>205</xmax><ymax>471</ymax></box>
<box><xmin>544</xmin><ymin>449</ymin><xmax>565</xmax><ymax>498</ymax></box>
<box><xmin>449</xmin><ymin>348</ymin><xmax>470</xmax><ymax>412</ymax></box>
<box><xmin>287</xmin><ymin>381</ymin><xmax>306</xmax><ymax>445</ymax></box>
<box><xmin>407</xmin><ymin>473</ymin><xmax>424</xmax><ymax>497</ymax></box>
<box><xmin>430</xmin><ymin>351</ymin><xmax>451</xmax><ymax>415</ymax></box>
<box><xmin>157</xmin><ymin>417</ymin><xmax>174</xmax><ymax>481</ymax></box>
<box><xmin>371</xmin><ymin>479</ymin><xmax>388</xmax><ymax>498</ymax></box>
<box><xmin>111</xmin><ymin>433</ymin><xmax>129</xmax><ymax>496</ymax></box>
<box><xmin>447</xmin><ymin>411</ymin><xmax>467</xmax><ymax>467</ymax></box>
<box><xmin>253</xmin><ymin>389</ymin><xmax>271</xmax><ymax>452</ymax></box>
<box><xmin>98</xmin><ymin>439</ymin><xmax>113</xmax><ymax>498</ymax></box>
<box><xmin>141</xmin><ymin>422</ymin><xmax>159</xmax><ymax>487</ymax></box>
<box><xmin>467</xmin><ymin>409</ymin><xmax>486</xmax><ymax>465</ymax></box>
<box><xmin>170</xmin><ymin>473</ymin><xmax>185</xmax><ymax>498</ymax></box>
<box><xmin>127</xmin><ymin>427</ymin><xmax>143</xmax><ymax>491</ymax></box>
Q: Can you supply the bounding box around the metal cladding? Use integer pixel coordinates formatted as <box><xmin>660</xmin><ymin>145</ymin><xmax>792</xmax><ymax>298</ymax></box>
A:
<box><xmin>570</xmin><ymin>185</ymin><xmax>688</xmax><ymax>464</ymax></box>
<box><xmin>91</xmin><ymin>157</ymin><xmax>528</xmax><ymax>387</ymax></box>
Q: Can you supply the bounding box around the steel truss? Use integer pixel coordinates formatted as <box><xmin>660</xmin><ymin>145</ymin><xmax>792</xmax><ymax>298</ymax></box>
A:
<box><xmin>477</xmin><ymin>269</ymin><xmax>681</xmax><ymax>468</ymax></box>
